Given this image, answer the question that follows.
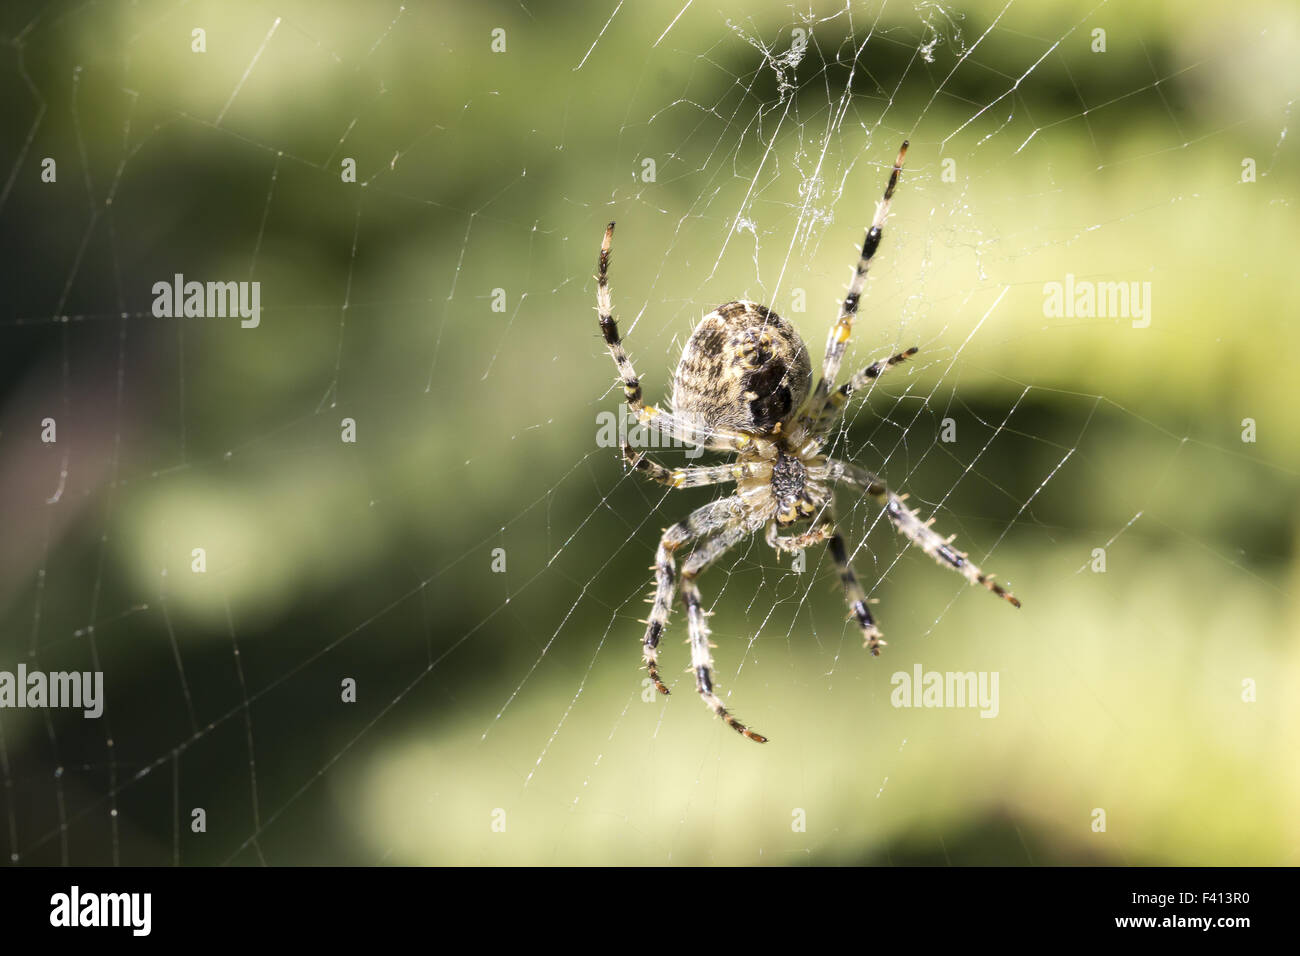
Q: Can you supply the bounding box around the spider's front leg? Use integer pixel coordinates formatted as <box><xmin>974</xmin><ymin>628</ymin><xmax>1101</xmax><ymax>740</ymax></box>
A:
<box><xmin>825</xmin><ymin>459</ymin><xmax>1021</xmax><ymax>608</ymax></box>
<box><xmin>826</xmin><ymin>522</ymin><xmax>888</xmax><ymax>655</ymax></box>
<box><xmin>639</xmin><ymin>497</ymin><xmax>748</xmax><ymax>696</ymax></box>
<box><xmin>679</xmin><ymin>521</ymin><xmax>768</xmax><ymax>743</ymax></box>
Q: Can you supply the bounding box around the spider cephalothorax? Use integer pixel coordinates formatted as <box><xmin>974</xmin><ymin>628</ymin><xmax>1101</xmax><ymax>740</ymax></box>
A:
<box><xmin>594</xmin><ymin>141</ymin><xmax>1020</xmax><ymax>743</ymax></box>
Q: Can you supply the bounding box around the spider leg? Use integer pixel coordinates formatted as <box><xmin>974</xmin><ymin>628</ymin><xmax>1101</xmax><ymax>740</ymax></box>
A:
<box><xmin>622</xmin><ymin>443</ymin><xmax>766</xmax><ymax>489</ymax></box>
<box><xmin>825</xmin><ymin>518</ymin><xmax>888</xmax><ymax>655</ymax></box>
<box><xmin>810</xmin><ymin>346</ymin><xmax>919</xmax><ymax>437</ymax></box>
<box><xmin>802</xmin><ymin>142</ymin><xmax>908</xmax><ymax>423</ymax></box>
<box><xmin>596</xmin><ymin>223</ymin><xmax>753</xmax><ymax>454</ymax></box>
<box><xmin>767</xmin><ymin>508</ymin><xmax>888</xmax><ymax>654</ymax></box>
<box><xmin>824</xmin><ymin>458</ymin><xmax>1020</xmax><ymax>608</ymax></box>
<box><xmin>680</xmin><ymin>522</ymin><xmax>768</xmax><ymax>743</ymax></box>
<box><xmin>639</xmin><ymin>497</ymin><xmax>747</xmax><ymax>696</ymax></box>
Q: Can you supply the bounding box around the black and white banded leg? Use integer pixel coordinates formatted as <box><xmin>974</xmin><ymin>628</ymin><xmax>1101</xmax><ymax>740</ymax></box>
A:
<box><xmin>810</xmin><ymin>346</ymin><xmax>919</xmax><ymax>433</ymax></box>
<box><xmin>825</xmin><ymin>458</ymin><xmax>1021</xmax><ymax>608</ymax></box>
<box><xmin>825</xmin><ymin>522</ymin><xmax>888</xmax><ymax>655</ymax></box>
<box><xmin>804</xmin><ymin>142</ymin><xmax>909</xmax><ymax>421</ymax></box>
<box><xmin>639</xmin><ymin>498</ymin><xmax>748</xmax><ymax>697</ymax></box>
<box><xmin>679</xmin><ymin>522</ymin><xmax>768</xmax><ymax>743</ymax></box>
<box><xmin>596</xmin><ymin>223</ymin><xmax>753</xmax><ymax>454</ymax></box>
<box><xmin>622</xmin><ymin>444</ymin><xmax>764</xmax><ymax>489</ymax></box>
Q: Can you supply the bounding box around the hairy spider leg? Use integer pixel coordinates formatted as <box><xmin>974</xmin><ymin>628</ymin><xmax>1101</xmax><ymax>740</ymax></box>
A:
<box><xmin>679</xmin><ymin>522</ymin><xmax>769</xmax><ymax>743</ymax></box>
<box><xmin>639</xmin><ymin>498</ymin><xmax>745</xmax><ymax>695</ymax></box>
<box><xmin>824</xmin><ymin>458</ymin><xmax>1020</xmax><ymax>607</ymax></box>
<box><xmin>596</xmin><ymin>223</ymin><xmax>755</xmax><ymax>454</ymax></box>
<box><xmin>801</xmin><ymin>141</ymin><xmax>909</xmax><ymax>429</ymax></box>
<box><xmin>810</xmin><ymin>346</ymin><xmax>919</xmax><ymax>437</ymax></box>
<box><xmin>622</xmin><ymin>443</ymin><xmax>767</xmax><ymax>489</ymax></box>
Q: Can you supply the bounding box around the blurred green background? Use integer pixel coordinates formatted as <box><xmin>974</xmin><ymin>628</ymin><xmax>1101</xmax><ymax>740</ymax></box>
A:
<box><xmin>0</xmin><ymin>0</ymin><xmax>1296</xmax><ymax>865</ymax></box>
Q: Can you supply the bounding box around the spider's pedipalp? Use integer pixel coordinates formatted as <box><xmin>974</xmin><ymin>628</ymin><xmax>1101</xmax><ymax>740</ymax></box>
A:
<box><xmin>765</xmin><ymin>519</ymin><xmax>833</xmax><ymax>553</ymax></box>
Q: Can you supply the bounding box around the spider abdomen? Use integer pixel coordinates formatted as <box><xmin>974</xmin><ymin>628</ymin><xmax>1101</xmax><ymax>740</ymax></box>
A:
<box><xmin>671</xmin><ymin>301</ymin><xmax>811</xmax><ymax>438</ymax></box>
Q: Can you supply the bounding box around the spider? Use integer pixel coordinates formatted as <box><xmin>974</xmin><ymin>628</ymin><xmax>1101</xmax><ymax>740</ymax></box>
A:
<box><xmin>593</xmin><ymin>141</ymin><xmax>1019</xmax><ymax>743</ymax></box>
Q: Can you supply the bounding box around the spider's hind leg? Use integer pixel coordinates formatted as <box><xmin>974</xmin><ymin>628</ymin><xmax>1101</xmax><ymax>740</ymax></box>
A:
<box><xmin>594</xmin><ymin>224</ymin><xmax>751</xmax><ymax>455</ymax></box>
<box><xmin>805</xmin><ymin>141</ymin><xmax>909</xmax><ymax>418</ymax></box>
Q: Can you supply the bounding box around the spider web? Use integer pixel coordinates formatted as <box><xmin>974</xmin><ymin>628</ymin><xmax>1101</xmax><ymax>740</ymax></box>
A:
<box><xmin>0</xmin><ymin>0</ymin><xmax>1296</xmax><ymax>866</ymax></box>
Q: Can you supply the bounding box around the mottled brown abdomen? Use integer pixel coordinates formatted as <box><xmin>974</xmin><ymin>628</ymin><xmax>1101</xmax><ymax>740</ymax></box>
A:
<box><xmin>671</xmin><ymin>301</ymin><xmax>811</xmax><ymax>438</ymax></box>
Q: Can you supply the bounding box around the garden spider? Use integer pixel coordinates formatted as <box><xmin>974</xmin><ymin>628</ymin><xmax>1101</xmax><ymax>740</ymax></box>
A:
<box><xmin>594</xmin><ymin>141</ymin><xmax>1019</xmax><ymax>743</ymax></box>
